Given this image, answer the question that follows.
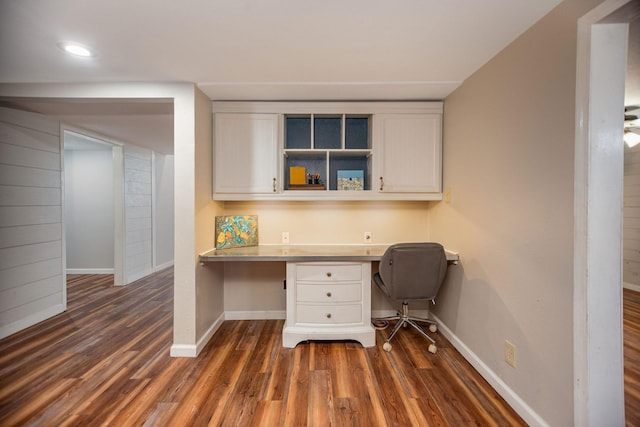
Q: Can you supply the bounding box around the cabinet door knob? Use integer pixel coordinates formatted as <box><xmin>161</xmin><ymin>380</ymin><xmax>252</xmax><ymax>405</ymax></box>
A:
<box><xmin>326</xmin><ymin>292</ymin><xmax>332</xmax><ymax>297</ymax></box>
<box><xmin>326</xmin><ymin>272</ymin><xmax>332</xmax><ymax>277</ymax></box>
<box><xmin>326</xmin><ymin>313</ymin><xmax>332</xmax><ymax>319</ymax></box>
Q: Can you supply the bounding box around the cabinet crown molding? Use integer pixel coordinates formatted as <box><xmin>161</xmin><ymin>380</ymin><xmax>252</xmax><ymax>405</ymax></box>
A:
<box><xmin>212</xmin><ymin>101</ymin><xmax>443</xmax><ymax>115</ymax></box>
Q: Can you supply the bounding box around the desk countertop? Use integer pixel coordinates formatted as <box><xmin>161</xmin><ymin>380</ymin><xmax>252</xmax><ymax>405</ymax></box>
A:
<box><xmin>199</xmin><ymin>244</ymin><xmax>459</xmax><ymax>263</ymax></box>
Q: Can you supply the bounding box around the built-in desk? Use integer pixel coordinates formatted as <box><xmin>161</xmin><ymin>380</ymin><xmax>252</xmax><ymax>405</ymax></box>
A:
<box><xmin>199</xmin><ymin>245</ymin><xmax>459</xmax><ymax>348</ymax></box>
<box><xmin>199</xmin><ymin>244</ymin><xmax>459</xmax><ymax>263</ymax></box>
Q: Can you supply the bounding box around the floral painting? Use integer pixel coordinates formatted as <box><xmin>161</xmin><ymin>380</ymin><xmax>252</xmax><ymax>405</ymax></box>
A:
<box><xmin>215</xmin><ymin>215</ymin><xmax>259</xmax><ymax>249</ymax></box>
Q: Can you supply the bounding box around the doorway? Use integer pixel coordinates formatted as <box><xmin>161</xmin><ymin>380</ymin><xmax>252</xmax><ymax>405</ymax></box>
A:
<box><xmin>62</xmin><ymin>129</ymin><xmax>126</xmax><ymax>286</ymax></box>
<box><xmin>574</xmin><ymin>0</ymin><xmax>638</xmax><ymax>424</ymax></box>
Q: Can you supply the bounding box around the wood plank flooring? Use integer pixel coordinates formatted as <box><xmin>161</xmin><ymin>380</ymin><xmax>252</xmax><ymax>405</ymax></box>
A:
<box><xmin>625</xmin><ymin>288</ymin><xmax>640</xmax><ymax>427</ymax></box>
<box><xmin>1</xmin><ymin>268</ymin><xmax>529</xmax><ymax>426</ymax></box>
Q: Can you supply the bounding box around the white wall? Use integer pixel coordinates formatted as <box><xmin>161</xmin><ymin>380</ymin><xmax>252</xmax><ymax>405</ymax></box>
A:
<box><xmin>124</xmin><ymin>145</ymin><xmax>153</xmax><ymax>283</ymax></box>
<box><xmin>0</xmin><ymin>107</ymin><xmax>65</xmax><ymax>339</ymax></box>
<box><xmin>64</xmin><ymin>146</ymin><xmax>114</xmax><ymax>273</ymax></box>
<box><xmin>171</xmin><ymin>85</ymin><xmax>224</xmax><ymax>357</ymax></box>
<box><xmin>154</xmin><ymin>153</ymin><xmax>174</xmax><ymax>270</ymax></box>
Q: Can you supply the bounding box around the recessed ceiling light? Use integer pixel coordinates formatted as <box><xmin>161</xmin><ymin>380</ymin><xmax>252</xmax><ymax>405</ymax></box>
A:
<box><xmin>58</xmin><ymin>42</ymin><xmax>93</xmax><ymax>57</ymax></box>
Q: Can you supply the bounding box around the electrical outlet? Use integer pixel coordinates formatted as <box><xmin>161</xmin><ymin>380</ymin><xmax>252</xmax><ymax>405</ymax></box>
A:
<box><xmin>364</xmin><ymin>231</ymin><xmax>372</xmax><ymax>244</ymax></box>
<box><xmin>282</xmin><ymin>231</ymin><xmax>290</xmax><ymax>244</ymax></box>
<box><xmin>505</xmin><ymin>340</ymin><xmax>517</xmax><ymax>368</ymax></box>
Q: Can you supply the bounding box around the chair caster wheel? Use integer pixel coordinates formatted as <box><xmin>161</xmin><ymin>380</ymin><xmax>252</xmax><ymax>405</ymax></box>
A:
<box><xmin>428</xmin><ymin>344</ymin><xmax>437</xmax><ymax>354</ymax></box>
<box><xmin>383</xmin><ymin>342</ymin><xmax>392</xmax><ymax>352</ymax></box>
<box><xmin>429</xmin><ymin>324</ymin><xmax>437</xmax><ymax>333</ymax></box>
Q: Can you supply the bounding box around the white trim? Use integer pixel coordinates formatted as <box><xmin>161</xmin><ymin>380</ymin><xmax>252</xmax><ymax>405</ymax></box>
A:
<box><xmin>623</xmin><ymin>282</ymin><xmax>640</xmax><ymax>293</ymax></box>
<box><xmin>170</xmin><ymin>311</ymin><xmax>226</xmax><ymax>357</ymax></box>
<box><xmin>574</xmin><ymin>2</ymin><xmax>629</xmax><ymax>425</ymax></box>
<box><xmin>66</xmin><ymin>268</ymin><xmax>114</xmax><ymax>275</ymax></box>
<box><xmin>0</xmin><ymin>304</ymin><xmax>65</xmax><ymax>340</ymax></box>
<box><xmin>196</xmin><ymin>312</ymin><xmax>225</xmax><ymax>355</ymax></box>
<box><xmin>212</xmin><ymin>100</ymin><xmax>443</xmax><ymax>115</ymax></box>
<box><xmin>224</xmin><ymin>310</ymin><xmax>286</xmax><ymax>320</ymax></box>
<box><xmin>59</xmin><ymin>124</ymin><xmax>67</xmax><ymax>313</ymax></box>
<box><xmin>169</xmin><ymin>344</ymin><xmax>198</xmax><ymax>358</ymax></box>
<box><xmin>151</xmin><ymin>151</ymin><xmax>157</xmax><ymax>271</ymax></box>
<box><xmin>112</xmin><ymin>144</ymin><xmax>125</xmax><ymax>286</ymax></box>
<box><xmin>125</xmin><ymin>270</ymin><xmax>149</xmax><ymax>285</ymax></box>
<box><xmin>154</xmin><ymin>261</ymin><xmax>174</xmax><ymax>272</ymax></box>
<box><xmin>61</xmin><ymin>126</ymin><xmax>126</xmax><ymax>287</ymax></box>
<box><xmin>433</xmin><ymin>315</ymin><xmax>549</xmax><ymax>427</ymax></box>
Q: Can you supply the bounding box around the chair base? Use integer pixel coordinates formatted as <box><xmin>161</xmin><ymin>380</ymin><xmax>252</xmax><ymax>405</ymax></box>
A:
<box><xmin>372</xmin><ymin>301</ymin><xmax>438</xmax><ymax>353</ymax></box>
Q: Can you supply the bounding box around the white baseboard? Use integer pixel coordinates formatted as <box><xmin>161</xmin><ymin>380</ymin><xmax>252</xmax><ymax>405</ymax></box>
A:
<box><xmin>167</xmin><ymin>307</ymin><xmax>547</xmax><ymax>426</ymax></box>
<box><xmin>170</xmin><ymin>311</ymin><xmax>225</xmax><ymax>358</ymax></box>
<box><xmin>66</xmin><ymin>268</ymin><xmax>114</xmax><ymax>275</ymax></box>
<box><xmin>433</xmin><ymin>314</ymin><xmax>549</xmax><ymax>427</ymax></box>
<box><xmin>225</xmin><ymin>310</ymin><xmax>286</xmax><ymax>320</ymax></box>
<box><xmin>169</xmin><ymin>344</ymin><xmax>198</xmax><ymax>358</ymax></box>
<box><xmin>171</xmin><ymin>311</ymin><xmax>284</xmax><ymax>357</ymax></box>
<box><xmin>0</xmin><ymin>304</ymin><xmax>65</xmax><ymax>340</ymax></box>
<box><xmin>624</xmin><ymin>282</ymin><xmax>640</xmax><ymax>293</ymax></box>
<box><xmin>125</xmin><ymin>269</ymin><xmax>153</xmax><ymax>286</ymax></box>
<box><xmin>154</xmin><ymin>261</ymin><xmax>174</xmax><ymax>272</ymax></box>
<box><xmin>196</xmin><ymin>312</ymin><xmax>225</xmax><ymax>355</ymax></box>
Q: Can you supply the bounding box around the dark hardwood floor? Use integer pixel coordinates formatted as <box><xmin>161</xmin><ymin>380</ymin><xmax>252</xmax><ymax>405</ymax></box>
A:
<box><xmin>2</xmin><ymin>268</ymin><xmax>533</xmax><ymax>426</ymax></box>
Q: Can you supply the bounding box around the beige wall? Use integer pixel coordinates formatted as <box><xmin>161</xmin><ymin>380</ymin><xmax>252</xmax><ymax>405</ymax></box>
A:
<box><xmin>429</xmin><ymin>0</ymin><xmax>603</xmax><ymax>425</ymax></box>
<box><xmin>221</xmin><ymin>200</ymin><xmax>433</xmax><ymax>313</ymax></box>
<box><xmin>221</xmin><ymin>201</ymin><xmax>431</xmax><ymax>245</ymax></box>
<box><xmin>194</xmin><ymin>89</ymin><xmax>224</xmax><ymax>339</ymax></box>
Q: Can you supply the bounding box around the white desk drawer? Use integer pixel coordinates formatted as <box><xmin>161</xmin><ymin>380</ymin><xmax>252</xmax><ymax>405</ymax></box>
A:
<box><xmin>295</xmin><ymin>264</ymin><xmax>362</xmax><ymax>282</ymax></box>
<box><xmin>297</xmin><ymin>283</ymin><xmax>361</xmax><ymax>303</ymax></box>
<box><xmin>296</xmin><ymin>304</ymin><xmax>362</xmax><ymax>324</ymax></box>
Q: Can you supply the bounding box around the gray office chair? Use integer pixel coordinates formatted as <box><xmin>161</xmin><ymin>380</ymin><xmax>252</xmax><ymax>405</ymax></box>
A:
<box><xmin>372</xmin><ymin>242</ymin><xmax>448</xmax><ymax>353</ymax></box>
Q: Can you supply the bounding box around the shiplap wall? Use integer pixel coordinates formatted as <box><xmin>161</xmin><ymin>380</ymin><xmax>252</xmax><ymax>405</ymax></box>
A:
<box><xmin>154</xmin><ymin>153</ymin><xmax>174</xmax><ymax>270</ymax></box>
<box><xmin>624</xmin><ymin>144</ymin><xmax>640</xmax><ymax>291</ymax></box>
<box><xmin>0</xmin><ymin>107</ymin><xmax>64</xmax><ymax>338</ymax></box>
<box><xmin>124</xmin><ymin>145</ymin><xmax>153</xmax><ymax>284</ymax></box>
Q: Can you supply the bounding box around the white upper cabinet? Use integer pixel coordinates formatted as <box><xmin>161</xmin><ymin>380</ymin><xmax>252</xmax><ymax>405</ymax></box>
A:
<box><xmin>375</xmin><ymin>113</ymin><xmax>442</xmax><ymax>194</ymax></box>
<box><xmin>212</xmin><ymin>102</ymin><xmax>442</xmax><ymax>201</ymax></box>
<box><xmin>213</xmin><ymin>113</ymin><xmax>279</xmax><ymax>195</ymax></box>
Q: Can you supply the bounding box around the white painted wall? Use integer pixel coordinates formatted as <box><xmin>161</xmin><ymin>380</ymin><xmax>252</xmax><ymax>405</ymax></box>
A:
<box><xmin>0</xmin><ymin>107</ymin><xmax>65</xmax><ymax>339</ymax></box>
<box><xmin>154</xmin><ymin>153</ymin><xmax>174</xmax><ymax>270</ymax></box>
<box><xmin>124</xmin><ymin>145</ymin><xmax>153</xmax><ymax>284</ymax></box>
<box><xmin>64</xmin><ymin>145</ymin><xmax>114</xmax><ymax>274</ymax></box>
<box><xmin>172</xmin><ymin>85</ymin><xmax>225</xmax><ymax>357</ymax></box>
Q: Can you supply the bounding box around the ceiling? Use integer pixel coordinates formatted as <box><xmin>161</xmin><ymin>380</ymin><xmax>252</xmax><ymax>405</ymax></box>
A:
<box><xmin>0</xmin><ymin>0</ymin><xmax>637</xmax><ymax>154</ymax></box>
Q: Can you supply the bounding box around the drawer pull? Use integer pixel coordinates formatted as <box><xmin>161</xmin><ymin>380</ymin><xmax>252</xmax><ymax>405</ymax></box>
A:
<box><xmin>326</xmin><ymin>313</ymin><xmax>332</xmax><ymax>319</ymax></box>
<box><xmin>326</xmin><ymin>292</ymin><xmax>332</xmax><ymax>297</ymax></box>
<box><xmin>326</xmin><ymin>272</ymin><xmax>332</xmax><ymax>277</ymax></box>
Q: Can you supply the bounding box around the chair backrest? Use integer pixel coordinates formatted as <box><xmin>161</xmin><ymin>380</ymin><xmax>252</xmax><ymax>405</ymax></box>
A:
<box><xmin>378</xmin><ymin>242</ymin><xmax>448</xmax><ymax>300</ymax></box>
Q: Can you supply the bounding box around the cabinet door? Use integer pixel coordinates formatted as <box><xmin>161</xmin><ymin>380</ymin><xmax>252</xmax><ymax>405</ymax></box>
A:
<box><xmin>375</xmin><ymin>114</ymin><xmax>442</xmax><ymax>193</ymax></box>
<box><xmin>214</xmin><ymin>113</ymin><xmax>279</xmax><ymax>195</ymax></box>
